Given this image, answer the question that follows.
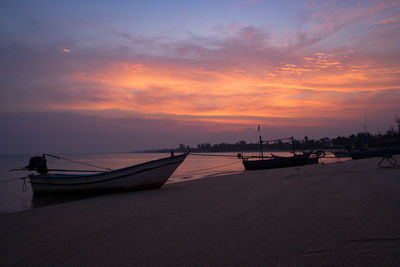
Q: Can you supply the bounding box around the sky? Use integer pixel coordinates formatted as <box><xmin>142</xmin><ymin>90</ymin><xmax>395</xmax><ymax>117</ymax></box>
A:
<box><xmin>1</xmin><ymin>0</ymin><xmax>400</xmax><ymax>153</ymax></box>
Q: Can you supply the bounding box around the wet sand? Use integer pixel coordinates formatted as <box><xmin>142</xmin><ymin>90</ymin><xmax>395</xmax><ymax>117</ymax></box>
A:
<box><xmin>0</xmin><ymin>157</ymin><xmax>399</xmax><ymax>266</ymax></box>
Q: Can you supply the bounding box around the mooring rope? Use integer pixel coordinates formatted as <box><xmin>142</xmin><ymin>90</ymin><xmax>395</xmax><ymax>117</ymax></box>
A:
<box><xmin>0</xmin><ymin>176</ymin><xmax>29</xmax><ymax>192</ymax></box>
<box><xmin>21</xmin><ymin>177</ymin><xmax>27</xmax><ymax>192</ymax></box>
<box><xmin>190</xmin><ymin>153</ymin><xmax>240</xmax><ymax>158</ymax></box>
<box><xmin>184</xmin><ymin>161</ymin><xmax>240</xmax><ymax>173</ymax></box>
<box><xmin>191</xmin><ymin>150</ymin><xmax>328</xmax><ymax>159</ymax></box>
<box><xmin>45</xmin><ymin>154</ymin><xmax>112</xmax><ymax>171</ymax></box>
<box><xmin>0</xmin><ymin>176</ymin><xmax>26</xmax><ymax>184</ymax></box>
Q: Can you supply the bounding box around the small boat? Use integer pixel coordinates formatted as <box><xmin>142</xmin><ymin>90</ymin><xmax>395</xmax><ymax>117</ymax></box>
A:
<box><xmin>349</xmin><ymin>147</ymin><xmax>400</xmax><ymax>160</ymax></box>
<box><xmin>24</xmin><ymin>153</ymin><xmax>188</xmax><ymax>196</ymax></box>
<box><xmin>239</xmin><ymin>127</ymin><xmax>323</xmax><ymax>170</ymax></box>
<box><xmin>331</xmin><ymin>150</ymin><xmax>350</xmax><ymax>158</ymax></box>
<box><xmin>242</xmin><ymin>151</ymin><xmax>318</xmax><ymax>170</ymax></box>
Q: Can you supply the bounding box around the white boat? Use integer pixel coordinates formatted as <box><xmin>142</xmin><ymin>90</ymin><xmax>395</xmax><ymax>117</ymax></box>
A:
<box><xmin>28</xmin><ymin>153</ymin><xmax>188</xmax><ymax>196</ymax></box>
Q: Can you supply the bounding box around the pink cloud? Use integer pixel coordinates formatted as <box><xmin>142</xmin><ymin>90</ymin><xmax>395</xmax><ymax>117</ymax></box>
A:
<box><xmin>373</xmin><ymin>13</ymin><xmax>400</xmax><ymax>24</ymax></box>
<box><xmin>295</xmin><ymin>0</ymin><xmax>400</xmax><ymax>48</ymax></box>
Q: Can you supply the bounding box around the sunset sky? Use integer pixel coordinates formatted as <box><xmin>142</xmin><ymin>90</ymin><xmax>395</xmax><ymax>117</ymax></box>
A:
<box><xmin>1</xmin><ymin>0</ymin><xmax>400</xmax><ymax>153</ymax></box>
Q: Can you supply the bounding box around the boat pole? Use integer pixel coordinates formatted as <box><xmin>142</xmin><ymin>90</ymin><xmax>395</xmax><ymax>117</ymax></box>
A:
<box><xmin>291</xmin><ymin>137</ymin><xmax>295</xmax><ymax>155</ymax></box>
<box><xmin>258</xmin><ymin>125</ymin><xmax>264</xmax><ymax>160</ymax></box>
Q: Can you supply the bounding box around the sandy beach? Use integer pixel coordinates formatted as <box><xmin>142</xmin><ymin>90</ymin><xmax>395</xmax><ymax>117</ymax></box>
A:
<box><xmin>0</xmin><ymin>157</ymin><xmax>399</xmax><ymax>266</ymax></box>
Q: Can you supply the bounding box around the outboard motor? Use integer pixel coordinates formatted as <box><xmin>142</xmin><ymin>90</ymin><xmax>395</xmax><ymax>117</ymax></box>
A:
<box><xmin>25</xmin><ymin>155</ymin><xmax>48</xmax><ymax>174</ymax></box>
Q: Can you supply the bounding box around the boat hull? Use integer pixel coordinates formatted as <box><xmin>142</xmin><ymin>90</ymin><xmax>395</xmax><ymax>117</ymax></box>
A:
<box><xmin>242</xmin><ymin>153</ymin><xmax>316</xmax><ymax>170</ymax></box>
<box><xmin>331</xmin><ymin>150</ymin><xmax>350</xmax><ymax>158</ymax></box>
<box><xmin>350</xmin><ymin>147</ymin><xmax>400</xmax><ymax>160</ymax></box>
<box><xmin>29</xmin><ymin>153</ymin><xmax>188</xmax><ymax>196</ymax></box>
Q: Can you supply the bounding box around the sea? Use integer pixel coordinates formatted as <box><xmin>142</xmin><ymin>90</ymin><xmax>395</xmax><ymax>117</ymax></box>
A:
<box><xmin>0</xmin><ymin>152</ymin><xmax>348</xmax><ymax>214</ymax></box>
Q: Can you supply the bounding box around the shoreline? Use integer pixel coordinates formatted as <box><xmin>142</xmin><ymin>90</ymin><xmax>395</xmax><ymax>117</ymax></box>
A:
<box><xmin>1</xmin><ymin>157</ymin><xmax>399</xmax><ymax>266</ymax></box>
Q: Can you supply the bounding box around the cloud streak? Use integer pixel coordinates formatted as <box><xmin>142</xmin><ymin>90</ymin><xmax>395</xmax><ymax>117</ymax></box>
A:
<box><xmin>0</xmin><ymin>0</ymin><xmax>399</xmax><ymax>152</ymax></box>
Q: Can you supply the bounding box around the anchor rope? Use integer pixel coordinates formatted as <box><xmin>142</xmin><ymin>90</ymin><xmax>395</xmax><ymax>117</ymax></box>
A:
<box><xmin>189</xmin><ymin>153</ymin><xmax>240</xmax><ymax>158</ymax></box>
<box><xmin>190</xmin><ymin>150</ymin><xmax>328</xmax><ymax>159</ymax></box>
<box><xmin>45</xmin><ymin>154</ymin><xmax>112</xmax><ymax>171</ymax></box>
<box><xmin>0</xmin><ymin>176</ymin><xmax>27</xmax><ymax>184</ymax></box>
<box><xmin>184</xmin><ymin>161</ymin><xmax>240</xmax><ymax>173</ymax></box>
<box><xmin>0</xmin><ymin>176</ymin><xmax>29</xmax><ymax>192</ymax></box>
<box><xmin>21</xmin><ymin>177</ymin><xmax>27</xmax><ymax>192</ymax></box>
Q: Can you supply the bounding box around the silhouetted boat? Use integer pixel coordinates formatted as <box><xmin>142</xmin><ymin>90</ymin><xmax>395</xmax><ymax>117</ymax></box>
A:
<box><xmin>349</xmin><ymin>147</ymin><xmax>400</xmax><ymax>160</ymax></box>
<box><xmin>26</xmin><ymin>153</ymin><xmax>188</xmax><ymax>196</ymax></box>
<box><xmin>331</xmin><ymin>150</ymin><xmax>350</xmax><ymax>158</ymax></box>
<box><xmin>239</xmin><ymin>127</ymin><xmax>323</xmax><ymax>170</ymax></box>
<box><xmin>242</xmin><ymin>151</ymin><xmax>318</xmax><ymax>170</ymax></box>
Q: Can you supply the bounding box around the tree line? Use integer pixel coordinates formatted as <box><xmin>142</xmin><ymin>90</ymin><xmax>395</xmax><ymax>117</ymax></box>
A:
<box><xmin>141</xmin><ymin>117</ymin><xmax>400</xmax><ymax>153</ymax></box>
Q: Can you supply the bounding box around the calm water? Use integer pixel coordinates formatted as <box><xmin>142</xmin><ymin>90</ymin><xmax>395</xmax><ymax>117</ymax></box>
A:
<box><xmin>0</xmin><ymin>152</ymin><xmax>348</xmax><ymax>213</ymax></box>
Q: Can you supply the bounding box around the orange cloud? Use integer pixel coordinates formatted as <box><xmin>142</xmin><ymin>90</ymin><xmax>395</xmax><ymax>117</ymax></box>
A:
<box><xmin>55</xmin><ymin>49</ymin><xmax>399</xmax><ymax>129</ymax></box>
<box><xmin>373</xmin><ymin>14</ymin><xmax>400</xmax><ymax>25</ymax></box>
<box><xmin>56</xmin><ymin>46</ymin><xmax>71</xmax><ymax>53</ymax></box>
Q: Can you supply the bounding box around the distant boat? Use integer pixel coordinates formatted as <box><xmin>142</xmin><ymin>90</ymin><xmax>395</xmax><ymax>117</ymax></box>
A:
<box><xmin>331</xmin><ymin>150</ymin><xmax>350</xmax><ymax>158</ymax></box>
<box><xmin>349</xmin><ymin>147</ymin><xmax>400</xmax><ymax>160</ymax></box>
<box><xmin>239</xmin><ymin>127</ymin><xmax>323</xmax><ymax>170</ymax></box>
<box><xmin>25</xmin><ymin>153</ymin><xmax>188</xmax><ymax>196</ymax></box>
<box><xmin>242</xmin><ymin>151</ymin><xmax>318</xmax><ymax>170</ymax></box>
